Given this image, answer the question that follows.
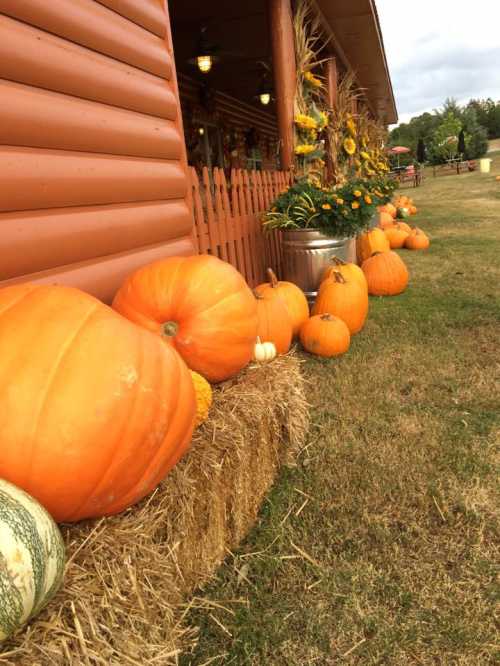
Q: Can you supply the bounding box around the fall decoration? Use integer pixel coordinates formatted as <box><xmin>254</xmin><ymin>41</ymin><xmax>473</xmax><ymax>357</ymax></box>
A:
<box><xmin>255</xmin><ymin>269</ymin><xmax>309</xmax><ymax>337</ymax></box>
<box><xmin>356</xmin><ymin>227</ymin><xmax>390</xmax><ymax>263</ymax></box>
<box><xmin>0</xmin><ymin>283</ymin><xmax>196</xmax><ymax>522</ymax></box>
<box><xmin>379</xmin><ymin>211</ymin><xmax>395</xmax><ymax>229</ymax></box>
<box><xmin>252</xmin><ymin>337</ymin><xmax>277</xmax><ymax>362</ymax></box>
<box><xmin>312</xmin><ymin>271</ymin><xmax>368</xmax><ymax>334</ymax></box>
<box><xmin>190</xmin><ymin>371</ymin><xmax>213</xmax><ymax>426</ymax></box>
<box><xmin>0</xmin><ymin>479</ymin><xmax>65</xmax><ymax>641</ymax></box>
<box><xmin>362</xmin><ymin>251</ymin><xmax>409</xmax><ymax>296</ymax></box>
<box><xmin>254</xmin><ymin>290</ymin><xmax>293</xmax><ymax>355</ymax></box>
<box><xmin>405</xmin><ymin>228</ymin><xmax>430</xmax><ymax>250</ymax></box>
<box><xmin>113</xmin><ymin>255</ymin><xmax>258</xmax><ymax>383</ymax></box>
<box><xmin>396</xmin><ymin>221</ymin><xmax>412</xmax><ymax>234</ymax></box>
<box><xmin>320</xmin><ymin>256</ymin><xmax>368</xmax><ymax>293</ymax></box>
<box><xmin>385</xmin><ymin>223</ymin><xmax>410</xmax><ymax>249</ymax></box>
<box><xmin>299</xmin><ymin>313</ymin><xmax>350</xmax><ymax>358</ymax></box>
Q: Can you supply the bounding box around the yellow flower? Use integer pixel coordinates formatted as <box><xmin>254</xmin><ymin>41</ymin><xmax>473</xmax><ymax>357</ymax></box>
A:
<box><xmin>343</xmin><ymin>137</ymin><xmax>356</xmax><ymax>155</ymax></box>
<box><xmin>353</xmin><ymin>190</ymin><xmax>362</xmax><ymax>197</ymax></box>
<box><xmin>321</xmin><ymin>203</ymin><xmax>331</xmax><ymax>210</ymax></box>
<box><xmin>295</xmin><ymin>144</ymin><xmax>316</xmax><ymax>155</ymax></box>
<box><xmin>304</xmin><ymin>70</ymin><xmax>323</xmax><ymax>88</ymax></box>
<box><xmin>318</xmin><ymin>111</ymin><xmax>329</xmax><ymax>129</ymax></box>
<box><xmin>336</xmin><ymin>198</ymin><xmax>344</xmax><ymax>205</ymax></box>
<box><xmin>364</xmin><ymin>195</ymin><xmax>372</xmax><ymax>204</ymax></box>
<box><xmin>360</xmin><ymin>151</ymin><xmax>370</xmax><ymax>160</ymax></box>
<box><xmin>294</xmin><ymin>114</ymin><xmax>317</xmax><ymax>130</ymax></box>
<box><xmin>346</xmin><ymin>116</ymin><xmax>357</xmax><ymax>137</ymax></box>
<box><xmin>351</xmin><ymin>201</ymin><xmax>360</xmax><ymax>209</ymax></box>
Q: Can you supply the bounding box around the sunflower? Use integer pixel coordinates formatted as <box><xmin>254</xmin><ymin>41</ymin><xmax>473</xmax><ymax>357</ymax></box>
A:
<box><xmin>304</xmin><ymin>70</ymin><xmax>323</xmax><ymax>88</ymax></box>
<box><xmin>295</xmin><ymin>114</ymin><xmax>317</xmax><ymax>130</ymax></box>
<box><xmin>295</xmin><ymin>144</ymin><xmax>316</xmax><ymax>155</ymax></box>
<box><xmin>343</xmin><ymin>137</ymin><xmax>356</xmax><ymax>155</ymax></box>
<box><xmin>346</xmin><ymin>116</ymin><xmax>357</xmax><ymax>137</ymax></box>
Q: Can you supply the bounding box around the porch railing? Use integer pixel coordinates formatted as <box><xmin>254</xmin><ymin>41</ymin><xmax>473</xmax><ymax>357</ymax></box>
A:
<box><xmin>190</xmin><ymin>167</ymin><xmax>291</xmax><ymax>286</ymax></box>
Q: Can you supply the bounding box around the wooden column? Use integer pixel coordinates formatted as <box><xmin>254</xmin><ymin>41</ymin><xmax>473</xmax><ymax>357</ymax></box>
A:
<box><xmin>269</xmin><ymin>0</ymin><xmax>296</xmax><ymax>171</ymax></box>
<box><xmin>325</xmin><ymin>57</ymin><xmax>338</xmax><ymax>110</ymax></box>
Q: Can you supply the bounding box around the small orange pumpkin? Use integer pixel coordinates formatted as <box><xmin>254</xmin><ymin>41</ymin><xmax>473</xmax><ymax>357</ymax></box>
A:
<box><xmin>405</xmin><ymin>228</ymin><xmax>430</xmax><ymax>250</ymax></box>
<box><xmin>382</xmin><ymin>203</ymin><xmax>397</xmax><ymax>218</ymax></box>
<box><xmin>255</xmin><ymin>269</ymin><xmax>309</xmax><ymax>337</ymax></box>
<box><xmin>385</xmin><ymin>224</ymin><xmax>410</xmax><ymax>249</ymax></box>
<box><xmin>379</xmin><ymin>211</ymin><xmax>395</xmax><ymax>229</ymax></box>
<box><xmin>396</xmin><ymin>221</ymin><xmax>412</xmax><ymax>234</ymax></box>
<box><xmin>362</xmin><ymin>251</ymin><xmax>409</xmax><ymax>296</ymax></box>
<box><xmin>320</xmin><ymin>256</ymin><xmax>368</xmax><ymax>293</ymax></box>
<box><xmin>254</xmin><ymin>290</ymin><xmax>293</xmax><ymax>355</ymax></box>
<box><xmin>409</xmin><ymin>205</ymin><xmax>418</xmax><ymax>215</ymax></box>
<box><xmin>312</xmin><ymin>271</ymin><xmax>368</xmax><ymax>335</ymax></box>
<box><xmin>356</xmin><ymin>227</ymin><xmax>390</xmax><ymax>264</ymax></box>
<box><xmin>300</xmin><ymin>313</ymin><xmax>350</xmax><ymax>358</ymax></box>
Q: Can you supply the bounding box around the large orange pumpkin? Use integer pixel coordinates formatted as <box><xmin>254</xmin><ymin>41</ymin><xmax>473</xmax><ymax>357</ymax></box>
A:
<box><xmin>362</xmin><ymin>251</ymin><xmax>409</xmax><ymax>296</ymax></box>
<box><xmin>254</xmin><ymin>269</ymin><xmax>309</xmax><ymax>337</ymax></box>
<box><xmin>299</xmin><ymin>313</ymin><xmax>350</xmax><ymax>358</ymax></box>
<box><xmin>396</xmin><ymin>221</ymin><xmax>412</xmax><ymax>234</ymax></box>
<box><xmin>0</xmin><ymin>284</ymin><xmax>196</xmax><ymax>523</ymax></box>
<box><xmin>312</xmin><ymin>271</ymin><xmax>368</xmax><ymax>334</ymax></box>
<box><xmin>320</xmin><ymin>256</ymin><xmax>368</xmax><ymax>293</ymax></box>
<box><xmin>113</xmin><ymin>255</ymin><xmax>258</xmax><ymax>383</ymax></box>
<box><xmin>385</xmin><ymin>224</ymin><xmax>409</xmax><ymax>249</ymax></box>
<box><xmin>405</xmin><ymin>228</ymin><xmax>430</xmax><ymax>250</ymax></box>
<box><xmin>356</xmin><ymin>228</ymin><xmax>390</xmax><ymax>264</ymax></box>
<box><xmin>255</xmin><ymin>291</ymin><xmax>292</xmax><ymax>354</ymax></box>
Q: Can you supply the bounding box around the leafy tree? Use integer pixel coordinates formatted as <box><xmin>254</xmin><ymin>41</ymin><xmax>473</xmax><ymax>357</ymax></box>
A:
<box><xmin>429</xmin><ymin>112</ymin><xmax>461</xmax><ymax>163</ymax></box>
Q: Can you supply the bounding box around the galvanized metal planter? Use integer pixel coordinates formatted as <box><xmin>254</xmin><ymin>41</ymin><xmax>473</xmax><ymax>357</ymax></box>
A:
<box><xmin>282</xmin><ymin>228</ymin><xmax>355</xmax><ymax>303</ymax></box>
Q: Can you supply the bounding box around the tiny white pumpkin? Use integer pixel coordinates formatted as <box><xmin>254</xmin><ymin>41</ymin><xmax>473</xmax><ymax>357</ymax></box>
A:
<box><xmin>252</xmin><ymin>336</ymin><xmax>277</xmax><ymax>363</ymax></box>
<box><xmin>0</xmin><ymin>479</ymin><xmax>65</xmax><ymax>642</ymax></box>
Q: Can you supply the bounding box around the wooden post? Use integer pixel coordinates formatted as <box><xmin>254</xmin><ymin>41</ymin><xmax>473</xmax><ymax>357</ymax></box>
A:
<box><xmin>325</xmin><ymin>57</ymin><xmax>338</xmax><ymax>110</ymax></box>
<box><xmin>269</xmin><ymin>0</ymin><xmax>296</xmax><ymax>171</ymax></box>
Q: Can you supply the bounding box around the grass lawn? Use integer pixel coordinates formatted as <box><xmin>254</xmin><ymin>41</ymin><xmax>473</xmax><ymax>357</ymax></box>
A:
<box><xmin>181</xmin><ymin>155</ymin><xmax>500</xmax><ymax>665</ymax></box>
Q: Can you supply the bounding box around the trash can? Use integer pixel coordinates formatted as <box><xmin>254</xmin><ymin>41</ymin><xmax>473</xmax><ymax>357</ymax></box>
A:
<box><xmin>479</xmin><ymin>158</ymin><xmax>492</xmax><ymax>173</ymax></box>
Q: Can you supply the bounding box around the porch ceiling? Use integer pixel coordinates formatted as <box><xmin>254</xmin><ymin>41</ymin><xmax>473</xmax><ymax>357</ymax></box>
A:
<box><xmin>169</xmin><ymin>0</ymin><xmax>272</xmax><ymax>111</ymax></box>
<box><xmin>315</xmin><ymin>0</ymin><xmax>398</xmax><ymax>124</ymax></box>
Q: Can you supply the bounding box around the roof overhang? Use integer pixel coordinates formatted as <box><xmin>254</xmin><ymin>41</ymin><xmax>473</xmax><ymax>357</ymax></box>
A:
<box><xmin>314</xmin><ymin>0</ymin><xmax>398</xmax><ymax>124</ymax></box>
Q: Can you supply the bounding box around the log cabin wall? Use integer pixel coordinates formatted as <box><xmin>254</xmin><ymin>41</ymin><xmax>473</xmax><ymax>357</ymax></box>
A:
<box><xmin>0</xmin><ymin>0</ymin><xmax>194</xmax><ymax>303</ymax></box>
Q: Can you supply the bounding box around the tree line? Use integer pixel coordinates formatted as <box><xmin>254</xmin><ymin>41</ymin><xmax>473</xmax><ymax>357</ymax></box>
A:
<box><xmin>389</xmin><ymin>98</ymin><xmax>499</xmax><ymax>165</ymax></box>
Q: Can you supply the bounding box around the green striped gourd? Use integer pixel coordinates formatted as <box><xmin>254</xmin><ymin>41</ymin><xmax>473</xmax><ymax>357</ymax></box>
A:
<box><xmin>0</xmin><ymin>479</ymin><xmax>65</xmax><ymax>641</ymax></box>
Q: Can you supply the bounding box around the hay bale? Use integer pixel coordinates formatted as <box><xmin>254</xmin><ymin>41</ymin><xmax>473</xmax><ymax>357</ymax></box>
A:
<box><xmin>1</xmin><ymin>355</ymin><xmax>309</xmax><ymax>665</ymax></box>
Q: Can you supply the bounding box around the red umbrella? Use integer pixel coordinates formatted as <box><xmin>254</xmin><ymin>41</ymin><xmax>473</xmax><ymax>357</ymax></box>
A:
<box><xmin>388</xmin><ymin>145</ymin><xmax>411</xmax><ymax>167</ymax></box>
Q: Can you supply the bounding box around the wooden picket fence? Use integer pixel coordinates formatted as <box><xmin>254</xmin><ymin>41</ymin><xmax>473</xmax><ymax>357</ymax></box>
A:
<box><xmin>190</xmin><ymin>166</ymin><xmax>292</xmax><ymax>286</ymax></box>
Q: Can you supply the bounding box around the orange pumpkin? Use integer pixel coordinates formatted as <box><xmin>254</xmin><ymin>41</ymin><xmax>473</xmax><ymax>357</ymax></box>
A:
<box><xmin>0</xmin><ymin>284</ymin><xmax>196</xmax><ymax>522</ymax></box>
<box><xmin>312</xmin><ymin>271</ymin><xmax>368</xmax><ymax>334</ymax></box>
<box><xmin>299</xmin><ymin>313</ymin><xmax>350</xmax><ymax>358</ymax></box>
<box><xmin>320</xmin><ymin>256</ymin><xmax>368</xmax><ymax>293</ymax></box>
<box><xmin>255</xmin><ymin>291</ymin><xmax>292</xmax><ymax>355</ymax></box>
<box><xmin>385</xmin><ymin>224</ymin><xmax>409</xmax><ymax>249</ymax></box>
<box><xmin>396</xmin><ymin>221</ymin><xmax>412</xmax><ymax>234</ymax></box>
<box><xmin>254</xmin><ymin>268</ymin><xmax>309</xmax><ymax>337</ymax></box>
<box><xmin>380</xmin><ymin>203</ymin><xmax>397</xmax><ymax>218</ymax></box>
<box><xmin>113</xmin><ymin>255</ymin><xmax>258</xmax><ymax>383</ymax></box>
<box><xmin>362</xmin><ymin>251</ymin><xmax>409</xmax><ymax>296</ymax></box>
<box><xmin>405</xmin><ymin>228</ymin><xmax>430</xmax><ymax>250</ymax></box>
<box><xmin>356</xmin><ymin>227</ymin><xmax>390</xmax><ymax>264</ymax></box>
<box><xmin>379</xmin><ymin>211</ymin><xmax>395</xmax><ymax>229</ymax></box>
<box><xmin>409</xmin><ymin>205</ymin><xmax>418</xmax><ymax>215</ymax></box>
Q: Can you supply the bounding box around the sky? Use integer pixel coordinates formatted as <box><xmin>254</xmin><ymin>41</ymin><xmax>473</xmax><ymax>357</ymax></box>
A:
<box><xmin>376</xmin><ymin>0</ymin><xmax>500</xmax><ymax>127</ymax></box>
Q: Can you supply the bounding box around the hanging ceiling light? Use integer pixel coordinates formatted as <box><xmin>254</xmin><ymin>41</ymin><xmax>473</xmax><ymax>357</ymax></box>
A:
<box><xmin>189</xmin><ymin>27</ymin><xmax>218</xmax><ymax>75</ymax></box>
<box><xmin>256</xmin><ymin>70</ymin><xmax>273</xmax><ymax>106</ymax></box>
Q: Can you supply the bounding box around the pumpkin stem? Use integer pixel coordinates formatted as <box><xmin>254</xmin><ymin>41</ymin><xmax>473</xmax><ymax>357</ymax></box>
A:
<box><xmin>371</xmin><ymin>251</ymin><xmax>383</xmax><ymax>257</ymax></box>
<box><xmin>332</xmin><ymin>270</ymin><xmax>347</xmax><ymax>284</ymax></box>
<box><xmin>329</xmin><ymin>256</ymin><xmax>345</xmax><ymax>266</ymax></box>
<box><xmin>266</xmin><ymin>268</ymin><xmax>279</xmax><ymax>287</ymax></box>
<box><xmin>320</xmin><ymin>313</ymin><xmax>334</xmax><ymax>321</ymax></box>
<box><xmin>255</xmin><ymin>336</ymin><xmax>262</xmax><ymax>344</ymax></box>
<box><xmin>163</xmin><ymin>321</ymin><xmax>179</xmax><ymax>337</ymax></box>
<box><xmin>253</xmin><ymin>289</ymin><xmax>265</xmax><ymax>300</ymax></box>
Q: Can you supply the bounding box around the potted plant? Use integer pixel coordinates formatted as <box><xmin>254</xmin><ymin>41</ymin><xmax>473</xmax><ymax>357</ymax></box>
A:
<box><xmin>263</xmin><ymin>176</ymin><xmax>394</xmax><ymax>301</ymax></box>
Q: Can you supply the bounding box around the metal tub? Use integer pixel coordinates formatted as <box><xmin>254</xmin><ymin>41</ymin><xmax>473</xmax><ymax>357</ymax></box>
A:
<box><xmin>281</xmin><ymin>228</ymin><xmax>354</xmax><ymax>303</ymax></box>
